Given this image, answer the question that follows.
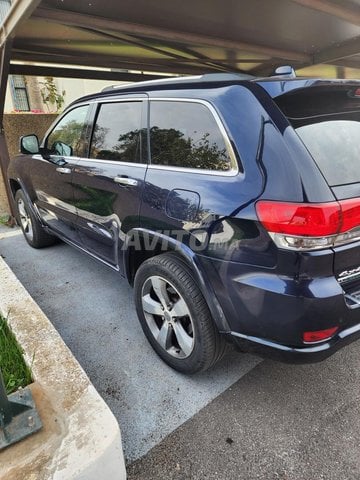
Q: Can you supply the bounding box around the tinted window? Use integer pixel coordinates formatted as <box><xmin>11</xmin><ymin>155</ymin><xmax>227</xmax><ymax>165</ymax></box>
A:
<box><xmin>275</xmin><ymin>88</ymin><xmax>360</xmax><ymax>187</ymax></box>
<box><xmin>296</xmin><ymin>119</ymin><xmax>360</xmax><ymax>186</ymax></box>
<box><xmin>47</xmin><ymin>105</ymin><xmax>89</xmax><ymax>157</ymax></box>
<box><xmin>90</xmin><ymin>102</ymin><xmax>142</xmax><ymax>162</ymax></box>
<box><xmin>149</xmin><ymin>101</ymin><xmax>234</xmax><ymax>171</ymax></box>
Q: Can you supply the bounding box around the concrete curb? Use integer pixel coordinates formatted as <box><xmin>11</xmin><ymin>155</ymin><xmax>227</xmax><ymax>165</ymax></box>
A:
<box><xmin>0</xmin><ymin>257</ymin><xmax>126</xmax><ymax>479</ymax></box>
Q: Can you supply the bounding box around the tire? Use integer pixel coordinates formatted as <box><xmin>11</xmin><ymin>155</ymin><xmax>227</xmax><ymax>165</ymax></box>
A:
<box><xmin>15</xmin><ymin>189</ymin><xmax>57</xmax><ymax>249</ymax></box>
<box><xmin>134</xmin><ymin>252</ymin><xmax>227</xmax><ymax>374</ymax></box>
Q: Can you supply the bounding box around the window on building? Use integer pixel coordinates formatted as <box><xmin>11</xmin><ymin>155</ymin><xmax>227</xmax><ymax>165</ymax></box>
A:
<box><xmin>0</xmin><ymin>0</ymin><xmax>11</xmax><ymax>22</ymax></box>
<box><xmin>9</xmin><ymin>75</ymin><xmax>30</xmax><ymax>112</ymax></box>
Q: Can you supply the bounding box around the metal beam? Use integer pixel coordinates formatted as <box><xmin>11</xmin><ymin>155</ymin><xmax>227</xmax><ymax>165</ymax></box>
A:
<box><xmin>0</xmin><ymin>0</ymin><xmax>42</xmax><ymax>46</ymax></box>
<box><xmin>11</xmin><ymin>44</ymin><xmax>268</xmax><ymax>65</ymax></box>
<box><xmin>313</xmin><ymin>36</ymin><xmax>360</xmax><ymax>65</ymax></box>
<box><xmin>329</xmin><ymin>58</ymin><xmax>360</xmax><ymax>70</ymax></box>
<box><xmin>32</xmin><ymin>7</ymin><xmax>310</xmax><ymax>63</ymax></box>
<box><xmin>290</xmin><ymin>0</ymin><xmax>360</xmax><ymax>26</ymax></box>
<box><xmin>10</xmin><ymin>63</ymin><xmax>166</xmax><ymax>81</ymax></box>
<box><xmin>11</xmin><ymin>37</ymin><xmax>270</xmax><ymax>64</ymax></box>
<box><xmin>11</xmin><ymin>50</ymin><xmax>219</xmax><ymax>75</ymax></box>
<box><xmin>76</xmin><ymin>26</ymin><xmax>229</xmax><ymax>73</ymax></box>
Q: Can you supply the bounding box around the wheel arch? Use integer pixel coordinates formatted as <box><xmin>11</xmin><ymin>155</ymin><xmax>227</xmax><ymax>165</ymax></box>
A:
<box><xmin>9</xmin><ymin>178</ymin><xmax>21</xmax><ymax>198</ymax></box>
<box><xmin>123</xmin><ymin>228</ymin><xmax>231</xmax><ymax>332</ymax></box>
<box><xmin>11</xmin><ymin>178</ymin><xmax>43</xmax><ymax>224</ymax></box>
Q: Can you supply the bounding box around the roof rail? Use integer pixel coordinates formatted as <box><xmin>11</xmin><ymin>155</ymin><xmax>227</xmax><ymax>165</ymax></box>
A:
<box><xmin>101</xmin><ymin>72</ymin><xmax>255</xmax><ymax>92</ymax></box>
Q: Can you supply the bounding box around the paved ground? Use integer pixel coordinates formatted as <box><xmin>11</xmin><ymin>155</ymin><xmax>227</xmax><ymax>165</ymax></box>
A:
<box><xmin>128</xmin><ymin>349</ymin><xmax>360</xmax><ymax>480</ymax></box>
<box><xmin>0</xmin><ymin>225</ymin><xmax>260</xmax><ymax>462</ymax></box>
<box><xmin>1</xmin><ymin>224</ymin><xmax>360</xmax><ymax>479</ymax></box>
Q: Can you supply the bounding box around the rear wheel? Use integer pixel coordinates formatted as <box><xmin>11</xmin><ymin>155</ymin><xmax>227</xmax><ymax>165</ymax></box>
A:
<box><xmin>134</xmin><ymin>253</ymin><xmax>226</xmax><ymax>374</ymax></box>
<box><xmin>15</xmin><ymin>190</ymin><xmax>56</xmax><ymax>248</ymax></box>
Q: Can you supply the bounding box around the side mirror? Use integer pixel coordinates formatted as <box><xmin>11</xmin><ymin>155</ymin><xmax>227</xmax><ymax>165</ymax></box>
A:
<box><xmin>20</xmin><ymin>135</ymin><xmax>40</xmax><ymax>155</ymax></box>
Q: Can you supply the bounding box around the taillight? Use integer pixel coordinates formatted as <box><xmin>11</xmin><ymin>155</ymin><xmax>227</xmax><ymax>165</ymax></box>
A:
<box><xmin>256</xmin><ymin>201</ymin><xmax>340</xmax><ymax>237</ymax></box>
<box><xmin>256</xmin><ymin>199</ymin><xmax>360</xmax><ymax>251</ymax></box>
<box><xmin>339</xmin><ymin>199</ymin><xmax>360</xmax><ymax>232</ymax></box>
<box><xmin>303</xmin><ymin>327</ymin><xmax>339</xmax><ymax>344</ymax></box>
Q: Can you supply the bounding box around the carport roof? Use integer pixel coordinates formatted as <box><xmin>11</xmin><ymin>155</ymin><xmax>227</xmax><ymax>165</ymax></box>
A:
<box><xmin>1</xmin><ymin>0</ymin><xmax>360</xmax><ymax>79</ymax></box>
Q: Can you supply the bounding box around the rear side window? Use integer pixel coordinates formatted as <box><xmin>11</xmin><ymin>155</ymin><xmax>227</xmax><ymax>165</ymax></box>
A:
<box><xmin>276</xmin><ymin>88</ymin><xmax>360</xmax><ymax>187</ymax></box>
<box><xmin>90</xmin><ymin>101</ymin><xmax>142</xmax><ymax>163</ymax></box>
<box><xmin>296</xmin><ymin>119</ymin><xmax>360</xmax><ymax>186</ymax></box>
<box><xmin>149</xmin><ymin>100</ymin><xmax>235</xmax><ymax>171</ymax></box>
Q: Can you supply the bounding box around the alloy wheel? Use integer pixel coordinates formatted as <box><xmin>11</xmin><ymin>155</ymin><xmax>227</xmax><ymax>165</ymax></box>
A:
<box><xmin>141</xmin><ymin>275</ymin><xmax>195</xmax><ymax>358</ymax></box>
<box><xmin>17</xmin><ymin>198</ymin><xmax>33</xmax><ymax>241</ymax></box>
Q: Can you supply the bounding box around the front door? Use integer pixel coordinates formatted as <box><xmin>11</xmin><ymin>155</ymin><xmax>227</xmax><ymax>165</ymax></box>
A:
<box><xmin>31</xmin><ymin>104</ymin><xmax>90</xmax><ymax>245</ymax></box>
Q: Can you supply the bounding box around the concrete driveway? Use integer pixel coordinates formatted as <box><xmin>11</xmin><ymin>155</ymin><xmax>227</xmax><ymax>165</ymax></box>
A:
<box><xmin>1</xmin><ymin>224</ymin><xmax>360</xmax><ymax>479</ymax></box>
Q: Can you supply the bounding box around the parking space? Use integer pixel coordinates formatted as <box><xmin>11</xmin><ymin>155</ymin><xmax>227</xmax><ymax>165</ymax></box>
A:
<box><xmin>2</xmin><ymin>225</ymin><xmax>360</xmax><ymax>479</ymax></box>
<box><xmin>0</xmin><ymin>225</ymin><xmax>261</xmax><ymax>462</ymax></box>
<box><xmin>128</xmin><ymin>345</ymin><xmax>360</xmax><ymax>480</ymax></box>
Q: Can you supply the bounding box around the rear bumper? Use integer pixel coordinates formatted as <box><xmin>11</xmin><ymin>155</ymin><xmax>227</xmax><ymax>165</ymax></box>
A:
<box><xmin>228</xmin><ymin>321</ymin><xmax>360</xmax><ymax>363</ymax></box>
<box><xmin>196</xmin><ymin>252</ymin><xmax>360</xmax><ymax>363</ymax></box>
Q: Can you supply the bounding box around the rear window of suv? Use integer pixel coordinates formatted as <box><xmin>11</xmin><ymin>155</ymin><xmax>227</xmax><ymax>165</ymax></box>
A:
<box><xmin>276</xmin><ymin>87</ymin><xmax>360</xmax><ymax>187</ymax></box>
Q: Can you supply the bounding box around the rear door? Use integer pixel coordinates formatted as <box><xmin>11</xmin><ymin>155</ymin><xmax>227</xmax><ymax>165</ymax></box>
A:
<box><xmin>72</xmin><ymin>96</ymin><xmax>147</xmax><ymax>269</ymax></box>
<box><xmin>140</xmin><ymin>98</ymin><xmax>242</xmax><ymax>254</ymax></box>
<box><xmin>276</xmin><ymin>85</ymin><xmax>360</xmax><ymax>302</ymax></box>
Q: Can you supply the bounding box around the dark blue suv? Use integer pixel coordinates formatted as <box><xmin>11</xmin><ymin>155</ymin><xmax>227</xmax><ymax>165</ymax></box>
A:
<box><xmin>7</xmin><ymin>73</ymin><xmax>360</xmax><ymax>373</ymax></box>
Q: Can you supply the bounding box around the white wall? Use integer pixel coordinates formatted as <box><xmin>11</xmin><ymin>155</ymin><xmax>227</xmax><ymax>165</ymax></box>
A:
<box><xmin>4</xmin><ymin>76</ymin><xmax>129</xmax><ymax>113</ymax></box>
<box><xmin>55</xmin><ymin>78</ymin><xmax>128</xmax><ymax>108</ymax></box>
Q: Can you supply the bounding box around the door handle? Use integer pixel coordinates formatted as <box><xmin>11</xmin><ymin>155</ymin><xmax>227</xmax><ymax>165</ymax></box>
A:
<box><xmin>114</xmin><ymin>176</ymin><xmax>138</xmax><ymax>187</ymax></box>
<box><xmin>56</xmin><ymin>167</ymin><xmax>72</xmax><ymax>174</ymax></box>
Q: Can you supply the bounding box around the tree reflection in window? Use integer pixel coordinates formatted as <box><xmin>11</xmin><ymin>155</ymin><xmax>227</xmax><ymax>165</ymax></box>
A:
<box><xmin>46</xmin><ymin>105</ymin><xmax>89</xmax><ymax>157</ymax></box>
<box><xmin>90</xmin><ymin>102</ymin><xmax>142</xmax><ymax>163</ymax></box>
<box><xmin>150</xmin><ymin>127</ymin><xmax>230</xmax><ymax>171</ymax></box>
<box><xmin>149</xmin><ymin>101</ymin><xmax>233</xmax><ymax>171</ymax></box>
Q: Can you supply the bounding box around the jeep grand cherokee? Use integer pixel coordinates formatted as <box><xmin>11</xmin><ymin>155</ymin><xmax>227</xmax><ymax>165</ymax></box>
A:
<box><xmin>8</xmin><ymin>73</ymin><xmax>360</xmax><ymax>373</ymax></box>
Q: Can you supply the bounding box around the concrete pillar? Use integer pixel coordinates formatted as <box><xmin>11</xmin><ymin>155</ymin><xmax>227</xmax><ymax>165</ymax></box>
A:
<box><xmin>0</xmin><ymin>41</ymin><xmax>14</xmax><ymax>216</ymax></box>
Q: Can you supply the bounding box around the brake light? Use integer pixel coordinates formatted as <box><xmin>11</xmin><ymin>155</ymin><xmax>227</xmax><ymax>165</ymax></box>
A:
<box><xmin>339</xmin><ymin>199</ymin><xmax>360</xmax><ymax>232</ymax></box>
<box><xmin>256</xmin><ymin>199</ymin><xmax>360</xmax><ymax>251</ymax></box>
<box><xmin>354</xmin><ymin>88</ymin><xmax>360</xmax><ymax>97</ymax></box>
<box><xmin>303</xmin><ymin>327</ymin><xmax>338</xmax><ymax>343</ymax></box>
<box><xmin>255</xmin><ymin>201</ymin><xmax>340</xmax><ymax>237</ymax></box>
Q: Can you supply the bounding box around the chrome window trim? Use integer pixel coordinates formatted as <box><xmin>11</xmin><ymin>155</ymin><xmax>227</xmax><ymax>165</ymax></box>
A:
<box><xmin>148</xmin><ymin>97</ymin><xmax>240</xmax><ymax>177</ymax></box>
<box><xmin>69</xmin><ymin>97</ymin><xmax>241</xmax><ymax>176</ymax></box>
<box><xmin>145</xmin><ymin>163</ymin><xmax>237</xmax><ymax>177</ymax></box>
<box><xmin>75</xmin><ymin>158</ymin><xmax>148</xmax><ymax>169</ymax></box>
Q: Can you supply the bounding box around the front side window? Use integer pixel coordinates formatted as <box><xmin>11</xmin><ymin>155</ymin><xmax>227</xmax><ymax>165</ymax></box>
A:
<box><xmin>46</xmin><ymin>105</ymin><xmax>89</xmax><ymax>157</ymax></box>
<box><xmin>90</xmin><ymin>101</ymin><xmax>143</xmax><ymax>163</ymax></box>
<box><xmin>149</xmin><ymin>101</ymin><xmax>234</xmax><ymax>171</ymax></box>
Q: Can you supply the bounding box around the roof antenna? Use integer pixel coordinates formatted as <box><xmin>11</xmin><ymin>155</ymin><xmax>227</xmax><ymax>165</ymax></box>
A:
<box><xmin>274</xmin><ymin>66</ymin><xmax>296</xmax><ymax>78</ymax></box>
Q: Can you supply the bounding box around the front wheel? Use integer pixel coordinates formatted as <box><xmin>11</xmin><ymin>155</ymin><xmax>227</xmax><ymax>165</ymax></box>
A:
<box><xmin>15</xmin><ymin>190</ymin><xmax>57</xmax><ymax>248</ymax></box>
<box><xmin>134</xmin><ymin>253</ymin><xmax>226</xmax><ymax>374</ymax></box>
